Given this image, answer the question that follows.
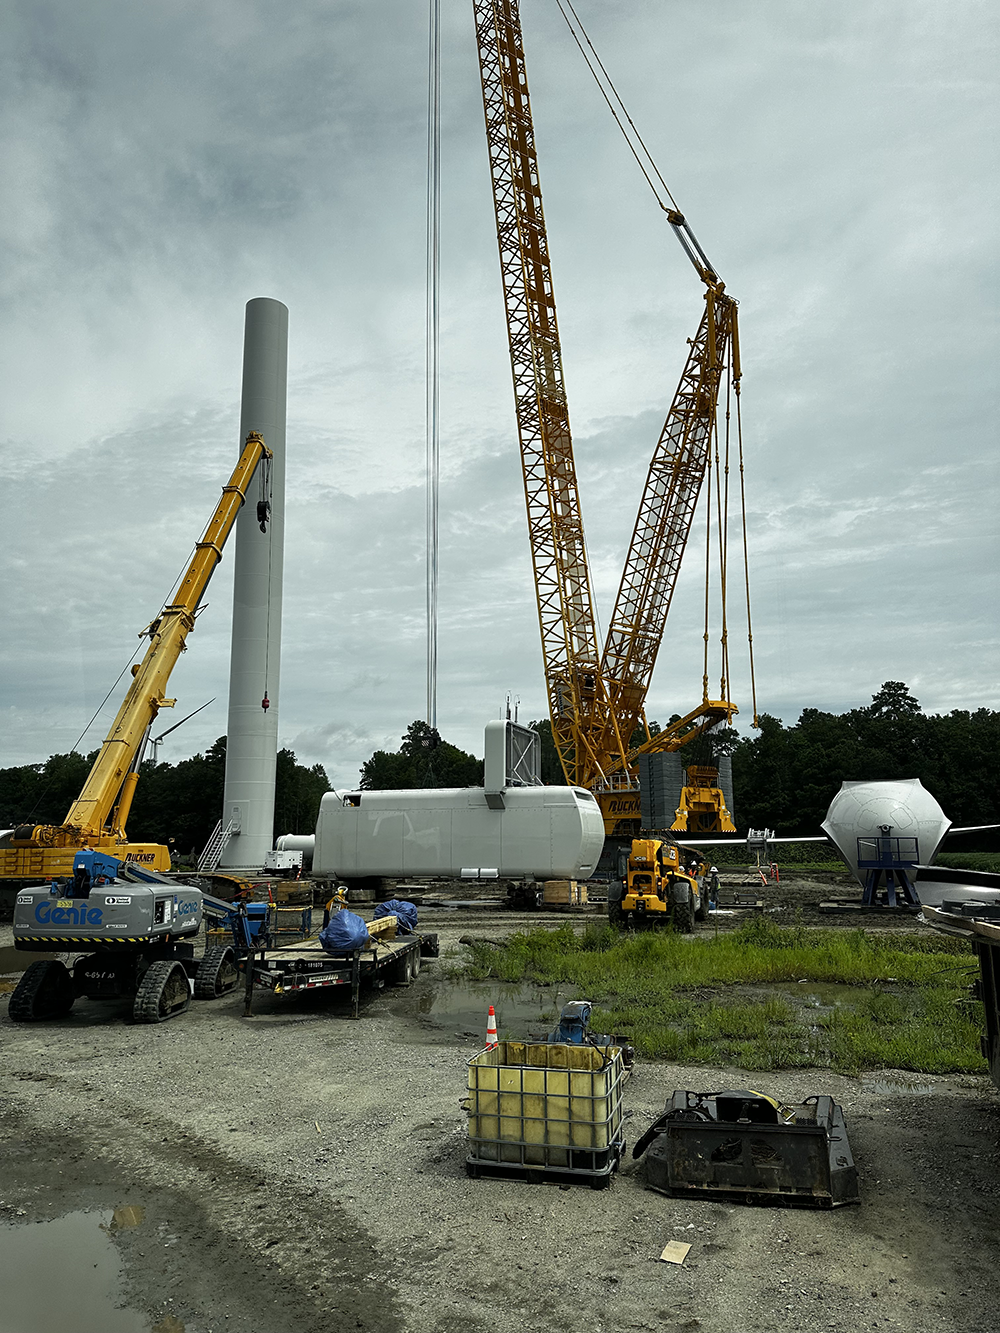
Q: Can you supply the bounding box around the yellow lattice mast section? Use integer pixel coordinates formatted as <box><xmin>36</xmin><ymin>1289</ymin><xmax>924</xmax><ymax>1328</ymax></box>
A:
<box><xmin>473</xmin><ymin>0</ymin><xmax>627</xmax><ymax>791</ymax></box>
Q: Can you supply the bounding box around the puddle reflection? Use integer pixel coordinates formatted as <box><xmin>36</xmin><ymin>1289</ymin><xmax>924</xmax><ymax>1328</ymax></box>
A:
<box><xmin>0</xmin><ymin>1209</ymin><xmax>149</xmax><ymax>1333</ymax></box>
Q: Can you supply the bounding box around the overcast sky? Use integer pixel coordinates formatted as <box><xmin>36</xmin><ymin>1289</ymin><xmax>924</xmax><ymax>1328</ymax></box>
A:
<box><xmin>1</xmin><ymin>0</ymin><xmax>997</xmax><ymax>796</ymax></box>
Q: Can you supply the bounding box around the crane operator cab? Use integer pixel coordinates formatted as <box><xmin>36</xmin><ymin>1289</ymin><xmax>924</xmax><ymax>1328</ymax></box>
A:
<box><xmin>609</xmin><ymin>837</ymin><xmax>706</xmax><ymax>933</ymax></box>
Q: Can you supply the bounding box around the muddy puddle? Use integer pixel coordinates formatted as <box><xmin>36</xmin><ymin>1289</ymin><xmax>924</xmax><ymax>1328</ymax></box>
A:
<box><xmin>0</xmin><ymin>946</ymin><xmax>52</xmax><ymax>975</ymax></box>
<box><xmin>770</xmin><ymin>980</ymin><xmax>869</xmax><ymax>1010</ymax></box>
<box><xmin>0</xmin><ymin>946</ymin><xmax>62</xmax><ymax>994</ymax></box>
<box><xmin>398</xmin><ymin>977</ymin><xmax>576</xmax><ymax>1040</ymax></box>
<box><xmin>0</xmin><ymin>1209</ymin><xmax>152</xmax><ymax>1333</ymax></box>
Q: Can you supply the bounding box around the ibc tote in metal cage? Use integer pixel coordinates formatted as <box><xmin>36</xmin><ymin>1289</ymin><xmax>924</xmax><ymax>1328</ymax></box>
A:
<box><xmin>465</xmin><ymin>1041</ymin><xmax>625</xmax><ymax>1187</ymax></box>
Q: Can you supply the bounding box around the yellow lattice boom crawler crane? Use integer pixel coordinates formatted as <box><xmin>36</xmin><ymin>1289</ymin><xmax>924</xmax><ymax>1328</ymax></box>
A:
<box><xmin>0</xmin><ymin>432</ymin><xmax>272</xmax><ymax>882</ymax></box>
<box><xmin>473</xmin><ymin>0</ymin><xmax>753</xmax><ymax>837</ymax></box>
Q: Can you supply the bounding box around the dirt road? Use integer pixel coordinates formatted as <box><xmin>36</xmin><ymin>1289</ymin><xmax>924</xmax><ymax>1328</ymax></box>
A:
<box><xmin>2</xmin><ymin>910</ymin><xmax>999</xmax><ymax>1333</ymax></box>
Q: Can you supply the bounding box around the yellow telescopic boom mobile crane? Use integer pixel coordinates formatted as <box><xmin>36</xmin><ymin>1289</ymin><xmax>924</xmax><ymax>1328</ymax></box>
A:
<box><xmin>0</xmin><ymin>432</ymin><xmax>273</xmax><ymax>882</ymax></box>
<box><xmin>474</xmin><ymin>0</ymin><xmax>752</xmax><ymax>836</ymax></box>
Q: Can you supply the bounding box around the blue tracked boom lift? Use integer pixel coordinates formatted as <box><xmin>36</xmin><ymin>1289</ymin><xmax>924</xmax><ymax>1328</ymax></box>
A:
<box><xmin>10</xmin><ymin>849</ymin><xmax>240</xmax><ymax>1023</ymax></box>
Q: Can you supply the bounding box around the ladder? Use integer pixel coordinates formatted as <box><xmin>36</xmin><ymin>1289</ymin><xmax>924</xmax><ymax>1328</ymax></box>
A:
<box><xmin>198</xmin><ymin>820</ymin><xmax>236</xmax><ymax>873</ymax></box>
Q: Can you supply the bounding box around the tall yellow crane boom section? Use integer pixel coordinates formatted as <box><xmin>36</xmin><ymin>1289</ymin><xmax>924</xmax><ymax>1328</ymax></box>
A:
<box><xmin>475</xmin><ymin>0</ymin><xmax>745</xmax><ymax>828</ymax></box>
<box><xmin>2</xmin><ymin>432</ymin><xmax>271</xmax><ymax>877</ymax></box>
<box><xmin>473</xmin><ymin>0</ymin><xmax>626</xmax><ymax>791</ymax></box>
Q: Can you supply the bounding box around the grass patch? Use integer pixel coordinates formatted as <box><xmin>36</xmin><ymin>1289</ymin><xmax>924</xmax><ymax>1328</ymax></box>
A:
<box><xmin>936</xmin><ymin>853</ymin><xmax>1000</xmax><ymax>874</ymax></box>
<box><xmin>459</xmin><ymin>919</ymin><xmax>985</xmax><ymax>1075</ymax></box>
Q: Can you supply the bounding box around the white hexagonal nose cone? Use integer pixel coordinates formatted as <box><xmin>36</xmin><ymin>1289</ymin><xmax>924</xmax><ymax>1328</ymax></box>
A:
<box><xmin>821</xmin><ymin>779</ymin><xmax>951</xmax><ymax>883</ymax></box>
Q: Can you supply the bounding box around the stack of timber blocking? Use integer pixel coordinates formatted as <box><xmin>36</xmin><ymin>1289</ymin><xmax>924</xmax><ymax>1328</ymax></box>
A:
<box><xmin>542</xmin><ymin>880</ymin><xmax>587</xmax><ymax>906</ymax></box>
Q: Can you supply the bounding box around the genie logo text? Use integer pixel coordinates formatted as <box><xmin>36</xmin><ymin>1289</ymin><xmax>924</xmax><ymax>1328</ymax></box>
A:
<box><xmin>35</xmin><ymin>902</ymin><xmax>104</xmax><ymax>926</ymax></box>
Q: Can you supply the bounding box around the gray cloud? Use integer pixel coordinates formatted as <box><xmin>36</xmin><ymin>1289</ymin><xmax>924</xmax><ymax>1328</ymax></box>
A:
<box><xmin>1</xmin><ymin>0</ymin><xmax>996</xmax><ymax>798</ymax></box>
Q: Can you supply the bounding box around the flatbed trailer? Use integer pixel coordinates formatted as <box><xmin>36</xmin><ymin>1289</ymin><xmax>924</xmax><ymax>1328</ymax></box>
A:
<box><xmin>239</xmin><ymin>931</ymin><xmax>437</xmax><ymax>1017</ymax></box>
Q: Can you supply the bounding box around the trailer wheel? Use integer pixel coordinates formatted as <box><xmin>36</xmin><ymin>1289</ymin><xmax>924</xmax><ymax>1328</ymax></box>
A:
<box><xmin>194</xmin><ymin>947</ymin><xmax>239</xmax><ymax>1000</ymax></box>
<box><xmin>8</xmin><ymin>960</ymin><xmax>75</xmax><ymax>1023</ymax></box>
<box><xmin>133</xmin><ymin>960</ymin><xmax>191</xmax><ymax>1024</ymax></box>
<box><xmin>410</xmin><ymin>947</ymin><xmax>421</xmax><ymax>980</ymax></box>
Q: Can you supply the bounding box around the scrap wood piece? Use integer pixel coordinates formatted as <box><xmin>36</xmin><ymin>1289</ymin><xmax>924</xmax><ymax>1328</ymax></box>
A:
<box><xmin>659</xmin><ymin>1241</ymin><xmax>692</xmax><ymax>1265</ymax></box>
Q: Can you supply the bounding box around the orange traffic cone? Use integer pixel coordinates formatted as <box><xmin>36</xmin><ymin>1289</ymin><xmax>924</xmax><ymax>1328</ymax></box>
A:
<box><xmin>486</xmin><ymin>1004</ymin><xmax>498</xmax><ymax>1048</ymax></box>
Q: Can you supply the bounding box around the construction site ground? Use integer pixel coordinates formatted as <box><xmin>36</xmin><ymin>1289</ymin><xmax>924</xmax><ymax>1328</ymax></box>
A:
<box><xmin>2</xmin><ymin>884</ymin><xmax>998</xmax><ymax>1333</ymax></box>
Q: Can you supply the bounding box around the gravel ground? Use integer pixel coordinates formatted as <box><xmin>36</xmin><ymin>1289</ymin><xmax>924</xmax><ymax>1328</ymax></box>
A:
<box><xmin>2</xmin><ymin>902</ymin><xmax>999</xmax><ymax>1333</ymax></box>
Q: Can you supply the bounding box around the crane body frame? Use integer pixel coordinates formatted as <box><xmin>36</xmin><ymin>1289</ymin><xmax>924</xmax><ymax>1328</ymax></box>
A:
<box><xmin>473</xmin><ymin>0</ymin><xmax>741</xmax><ymax>832</ymax></box>
<box><xmin>1</xmin><ymin>432</ymin><xmax>272</xmax><ymax>881</ymax></box>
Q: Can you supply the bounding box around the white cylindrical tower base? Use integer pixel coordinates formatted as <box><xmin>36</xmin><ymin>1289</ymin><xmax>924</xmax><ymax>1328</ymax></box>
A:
<box><xmin>220</xmin><ymin>297</ymin><xmax>288</xmax><ymax>870</ymax></box>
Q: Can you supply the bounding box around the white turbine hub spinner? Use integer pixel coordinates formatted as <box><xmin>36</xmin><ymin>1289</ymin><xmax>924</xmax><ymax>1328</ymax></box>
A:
<box><xmin>821</xmin><ymin>779</ymin><xmax>951</xmax><ymax>884</ymax></box>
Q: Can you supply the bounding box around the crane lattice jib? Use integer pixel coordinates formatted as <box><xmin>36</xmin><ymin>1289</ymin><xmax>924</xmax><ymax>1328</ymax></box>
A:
<box><xmin>473</xmin><ymin>0</ymin><xmax>624</xmax><ymax>789</ymax></box>
<box><xmin>600</xmin><ymin>288</ymin><xmax>738</xmax><ymax>754</ymax></box>
<box><xmin>61</xmin><ymin>432</ymin><xmax>272</xmax><ymax>840</ymax></box>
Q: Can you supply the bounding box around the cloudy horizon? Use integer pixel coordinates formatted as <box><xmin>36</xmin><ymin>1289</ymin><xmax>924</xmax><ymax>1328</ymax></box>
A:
<box><xmin>2</xmin><ymin>0</ymin><xmax>996</xmax><ymax>792</ymax></box>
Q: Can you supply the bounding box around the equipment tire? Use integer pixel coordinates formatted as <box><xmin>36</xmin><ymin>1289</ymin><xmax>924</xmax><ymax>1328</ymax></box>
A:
<box><xmin>608</xmin><ymin>884</ymin><xmax>626</xmax><ymax>928</ymax></box>
<box><xmin>194</xmin><ymin>947</ymin><xmax>239</xmax><ymax>1000</ymax></box>
<box><xmin>694</xmin><ymin>889</ymin><xmax>708</xmax><ymax>922</ymax></box>
<box><xmin>8</xmin><ymin>960</ymin><xmax>75</xmax><ymax>1022</ymax></box>
<box><xmin>672</xmin><ymin>893</ymin><xmax>695</xmax><ymax>934</ymax></box>
<box><xmin>133</xmin><ymin>960</ymin><xmax>191</xmax><ymax>1024</ymax></box>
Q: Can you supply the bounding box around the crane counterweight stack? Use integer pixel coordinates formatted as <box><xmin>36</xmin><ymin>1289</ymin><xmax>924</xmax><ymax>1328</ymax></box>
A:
<box><xmin>474</xmin><ymin>0</ymin><xmax>747</xmax><ymax>836</ymax></box>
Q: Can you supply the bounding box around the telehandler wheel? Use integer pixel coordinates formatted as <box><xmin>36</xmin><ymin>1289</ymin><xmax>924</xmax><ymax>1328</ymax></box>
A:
<box><xmin>672</xmin><ymin>894</ymin><xmax>695</xmax><ymax>934</ymax></box>
<box><xmin>133</xmin><ymin>960</ymin><xmax>191</xmax><ymax>1024</ymax></box>
<box><xmin>194</xmin><ymin>947</ymin><xmax>239</xmax><ymax>1000</ymax></box>
<box><xmin>8</xmin><ymin>960</ymin><xmax>75</xmax><ymax>1022</ymax></box>
<box><xmin>694</xmin><ymin>891</ymin><xmax>708</xmax><ymax>923</ymax></box>
<box><xmin>608</xmin><ymin>886</ymin><xmax>626</xmax><ymax>927</ymax></box>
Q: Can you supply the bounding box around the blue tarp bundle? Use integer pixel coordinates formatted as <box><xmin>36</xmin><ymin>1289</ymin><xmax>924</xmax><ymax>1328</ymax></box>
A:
<box><xmin>318</xmin><ymin>909</ymin><xmax>370</xmax><ymax>955</ymax></box>
<box><xmin>374</xmin><ymin>899</ymin><xmax>418</xmax><ymax>933</ymax></box>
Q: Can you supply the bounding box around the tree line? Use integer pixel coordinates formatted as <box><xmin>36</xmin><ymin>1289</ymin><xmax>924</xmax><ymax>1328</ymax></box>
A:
<box><xmin>4</xmin><ymin>684</ymin><xmax>995</xmax><ymax>853</ymax></box>
<box><xmin>0</xmin><ymin>738</ymin><xmax>330</xmax><ymax>861</ymax></box>
<box><xmin>730</xmin><ymin>681</ymin><xmax>1000</xmax><ymax>834</ymax></box>
<box><xmin>356</xmin><ymin>683</ymin><xmax>1000</xmax><ymax>836</ymax></box>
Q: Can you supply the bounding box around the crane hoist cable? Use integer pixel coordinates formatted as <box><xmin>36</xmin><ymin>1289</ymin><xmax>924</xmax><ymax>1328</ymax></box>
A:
<box><xmin>555</xmin><ymin>0</ymin><xmax>759</xmax><ymax>755</ymax></box>
<box><xmin>554</xmin><ymin>0</ymin><xmax>720</xmax><ymax>286</ymax></box>
<box><xmin>426</xmin><ymin>0</ymin><xmax>442</xmax><ymax>731</ymax></box>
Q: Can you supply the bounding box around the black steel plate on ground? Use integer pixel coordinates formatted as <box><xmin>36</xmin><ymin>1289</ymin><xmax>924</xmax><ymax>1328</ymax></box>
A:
<box><xmin>641</xmin><ymin>1091</ymin><xmax>858</xmax><ymax>1209</ymax></box>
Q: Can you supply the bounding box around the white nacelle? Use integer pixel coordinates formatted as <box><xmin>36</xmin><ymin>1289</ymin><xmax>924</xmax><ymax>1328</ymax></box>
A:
<box><xmin>313</xmin><ymin>786</ymin><xmax>605</xmax><ymax>881</ymax></box>
<box><xmin>821</xmin><ymin>779</ymin><xmax>951</xmax><ymax>884</ymax></box>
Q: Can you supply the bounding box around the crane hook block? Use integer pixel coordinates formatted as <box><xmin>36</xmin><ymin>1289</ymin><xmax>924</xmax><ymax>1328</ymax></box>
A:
<box><xmin>257</xmin><ymin>500</ymin><xmax>270</xmax><ymax>533</ymax></box>
<box><xmin>261</xmin><ymin>693</ymin><xmax>270</xmax><ymax>712</ymax></box>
